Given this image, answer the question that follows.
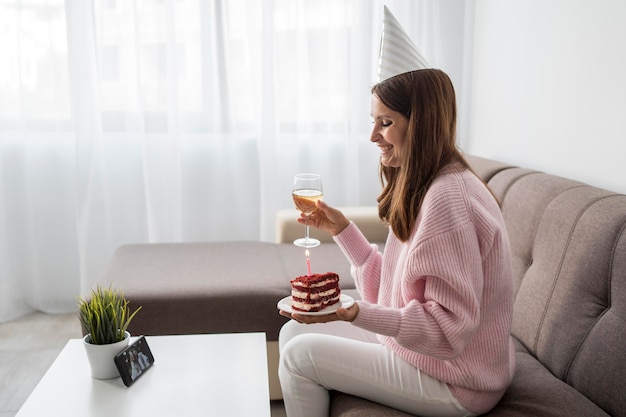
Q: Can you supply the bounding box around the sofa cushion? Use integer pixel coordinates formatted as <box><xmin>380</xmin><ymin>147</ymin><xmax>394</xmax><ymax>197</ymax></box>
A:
<box><xmin>329</xmin><ymin>391</ymin><xmax>416</xmax><ymax>417</ymax></box>
<box><xmin>464</xmin><ymin>154</ymin><xmax>516</xmax><ymax>182</ymax></box>
<box><xmin>486</xmin><ymin>168</ymin><xmax>585</xmax><ymax>296</ymax></box>
<box><xmin>559</xmin><ymin>194</ymin><xmax>626</xmax><ymax>417</ymax></box>
<box><xmin>482</xmin><ymin>341</ymin><xmax>610</xmax><ymax>417</ymax></box>
<box><xmin>329</xmin><ymin>340</ymin><xmax>611</xmax><ymax>417</ymax></box>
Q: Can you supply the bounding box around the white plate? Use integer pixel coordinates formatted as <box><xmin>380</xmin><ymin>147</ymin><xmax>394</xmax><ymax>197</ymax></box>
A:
<box><xmin>277</xmin><ymin>294</ymin><xmax>355</xmax><ymax>316</ymax></box>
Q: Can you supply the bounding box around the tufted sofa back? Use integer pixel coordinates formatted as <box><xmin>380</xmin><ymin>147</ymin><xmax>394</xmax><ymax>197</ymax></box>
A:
<box><xmin>467</xmin><ymin>155</ymin><xmax>626</xmax><ymax>417</ymax></box>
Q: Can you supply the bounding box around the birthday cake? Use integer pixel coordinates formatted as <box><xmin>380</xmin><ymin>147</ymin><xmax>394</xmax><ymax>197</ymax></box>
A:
<box><xmin>290</xmin><ymin>272</ymin><xmax>341</xmax><ymax>312</ymax></box>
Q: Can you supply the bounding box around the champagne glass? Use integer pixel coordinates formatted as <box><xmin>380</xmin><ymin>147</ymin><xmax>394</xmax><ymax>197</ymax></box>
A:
<box><xmin>292</xmin><ymin>173</ymin><xmax>323</xmax><ymax>248</ymax></box>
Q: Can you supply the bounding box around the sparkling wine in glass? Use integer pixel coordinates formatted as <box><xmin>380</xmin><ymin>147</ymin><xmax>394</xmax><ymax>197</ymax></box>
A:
<box><xmin>292</xmin><ymin>173</ymin><xmax>323</xmax><ymax>248</ymax></box>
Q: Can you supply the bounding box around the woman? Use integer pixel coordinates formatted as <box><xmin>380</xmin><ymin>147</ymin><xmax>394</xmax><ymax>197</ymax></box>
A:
<box><xmin>278</xmin><ymin>69</ymin><xmax>515</xmax><ymax>417</ymax></box>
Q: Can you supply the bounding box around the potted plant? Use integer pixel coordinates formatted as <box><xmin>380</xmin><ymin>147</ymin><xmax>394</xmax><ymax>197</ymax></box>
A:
<box><xmin>77</xmin><ymin>285</ymin><xmax>141</xmax><ymax>379</ymax></box>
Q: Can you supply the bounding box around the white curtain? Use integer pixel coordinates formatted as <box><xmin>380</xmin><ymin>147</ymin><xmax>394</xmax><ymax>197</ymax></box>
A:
<box><xmin>0</xmin><ymin>0</ymin><xmax>471</xmax><ymax>322</ymax></box>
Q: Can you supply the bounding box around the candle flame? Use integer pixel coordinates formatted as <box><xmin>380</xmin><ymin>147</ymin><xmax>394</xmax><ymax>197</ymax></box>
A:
<box><xmin>305</xmin><ymin>249</ymin><xmax>310</xmax><ymax>258</ymax></box>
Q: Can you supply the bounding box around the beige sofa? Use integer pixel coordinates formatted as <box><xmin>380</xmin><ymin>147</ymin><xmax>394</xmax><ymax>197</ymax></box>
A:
<box><xmin>97</xmin><ymin>155</ymin><xmax>625</xmax><ymax>416</ymax></box>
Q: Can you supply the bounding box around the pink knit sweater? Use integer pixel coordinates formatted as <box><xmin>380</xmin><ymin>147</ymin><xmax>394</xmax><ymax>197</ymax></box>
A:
<box><xmin>334</xmin><ymin>166</ymin><xmax>515</xmax><ymax>414</ymax></box>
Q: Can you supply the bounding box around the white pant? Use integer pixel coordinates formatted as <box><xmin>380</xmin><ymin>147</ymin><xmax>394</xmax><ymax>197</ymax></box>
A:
<box><xmin>278</xmin><ymin>320</ymin><xmax>475</xmax><ymax>417</ymax></box>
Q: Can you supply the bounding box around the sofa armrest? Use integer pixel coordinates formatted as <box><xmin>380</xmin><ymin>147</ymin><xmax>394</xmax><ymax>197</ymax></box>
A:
<box><xmin>275</xmin><ymin>206</ymin><xmax>388</xmax><ymax>244</ymax></box>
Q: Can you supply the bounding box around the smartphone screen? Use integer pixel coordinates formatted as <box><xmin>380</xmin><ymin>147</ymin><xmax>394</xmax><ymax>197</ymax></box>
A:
<box><xmin>114</xmin><ymin>336</ymin><xmax>155</xmax><ymax>387</ymax></box>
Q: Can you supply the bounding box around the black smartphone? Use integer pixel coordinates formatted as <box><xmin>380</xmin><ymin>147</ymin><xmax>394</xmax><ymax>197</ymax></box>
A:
<box><xmin>114</xmin><ymin>335</ymin><xmax>155</xmax><ymax>387</ymax></box>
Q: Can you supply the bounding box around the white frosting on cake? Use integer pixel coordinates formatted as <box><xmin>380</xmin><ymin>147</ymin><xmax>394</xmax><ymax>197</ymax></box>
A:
<box><xmin>292</xmin><ymin>288</ymin><xmax>338</xmax><ymax>299</ymax></box>
<box><xmin>292</xmin><ymin>294</ymin><xmax>341</xmax><ymax>311</ymax></box>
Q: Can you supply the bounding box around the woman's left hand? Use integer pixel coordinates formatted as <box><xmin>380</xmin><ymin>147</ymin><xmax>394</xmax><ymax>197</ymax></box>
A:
<box><xmin>279</xmin><ymin>303</ymin><xmax>359</xmax><ymax>324</ymax></box>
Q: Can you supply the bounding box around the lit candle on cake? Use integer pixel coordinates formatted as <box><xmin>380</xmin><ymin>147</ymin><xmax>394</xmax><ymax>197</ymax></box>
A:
<box><xmin>305</xmin><ymin>249</ymin><xmax>312</xmax><ymax>276</ymax></box>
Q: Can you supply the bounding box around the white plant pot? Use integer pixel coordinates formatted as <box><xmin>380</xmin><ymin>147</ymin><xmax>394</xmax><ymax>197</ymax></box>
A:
<box><xmin>83</xmin><ymin>331</ymin><xmax>130</xmax><ymax>379</ymax></box>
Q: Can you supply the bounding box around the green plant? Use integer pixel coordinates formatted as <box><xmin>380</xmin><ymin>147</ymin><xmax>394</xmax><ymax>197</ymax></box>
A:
<box><xmin>77</xmin><ymin>285</ymin><xmax>141</xmax><ymax>345</ymax></box>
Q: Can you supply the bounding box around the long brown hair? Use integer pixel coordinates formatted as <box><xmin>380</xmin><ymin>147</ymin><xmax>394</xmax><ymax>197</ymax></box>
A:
<box><xmin>373</xmin><ymin>69</ymin><xmax>470</xmax><ymax>242</ymax></box>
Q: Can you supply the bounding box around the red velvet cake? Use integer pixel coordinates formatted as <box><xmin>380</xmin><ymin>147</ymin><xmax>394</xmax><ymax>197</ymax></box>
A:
<box><xmin>290</xmin><ymin>272</ymin><xmax>341</xmax><ymax>312</ymax></box>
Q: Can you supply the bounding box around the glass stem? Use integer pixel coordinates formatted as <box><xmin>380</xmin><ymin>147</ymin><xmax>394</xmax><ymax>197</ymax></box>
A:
<box><xmin>305</xmin><ymin>221</ymin><xmax>310</xmax><ymax>242</ymax></box>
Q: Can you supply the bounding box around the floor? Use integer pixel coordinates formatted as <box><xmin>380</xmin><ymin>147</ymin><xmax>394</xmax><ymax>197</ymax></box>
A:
<box><xmin>0</xmin><ymin>312</ymin><xmax>286</xmax><ymax>417</ymax></box>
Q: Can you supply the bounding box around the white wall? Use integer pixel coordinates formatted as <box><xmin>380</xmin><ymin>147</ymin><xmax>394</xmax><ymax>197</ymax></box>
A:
<box><xmin>467</xmin><ymin>0</ymin><xmax>626</xmax><ymax>194</ymax></box>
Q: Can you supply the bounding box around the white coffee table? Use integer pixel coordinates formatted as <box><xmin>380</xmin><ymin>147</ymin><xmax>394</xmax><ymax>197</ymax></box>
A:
<box><xmin>16</xmin><ymin>333</ymin><xmax>270</xmax><ymax>417</ymax></box>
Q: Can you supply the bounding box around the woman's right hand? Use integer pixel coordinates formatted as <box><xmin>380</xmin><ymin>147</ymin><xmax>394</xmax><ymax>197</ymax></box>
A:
<box><xmin>298</xmin><ymin>200</ymin><xmax>350</xmax><ymax>236</ymax></box>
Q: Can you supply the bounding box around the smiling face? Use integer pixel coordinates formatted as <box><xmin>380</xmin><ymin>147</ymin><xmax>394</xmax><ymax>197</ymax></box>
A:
<box><xmin>371</xmin><ymin>69</ymin><xmax>462</xmax><ymax>242</ymax></box>
<box><xmin>370</xmin><ymin>94</ymin><xmax>409</xmax><ymax>168</ymax></box>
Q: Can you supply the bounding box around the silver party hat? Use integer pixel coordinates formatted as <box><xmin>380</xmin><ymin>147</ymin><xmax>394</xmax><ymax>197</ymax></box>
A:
<box><xmin>377</xmin><ymin>6</ymin><xmax>430</xmax><ymax>82</ymax></box>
